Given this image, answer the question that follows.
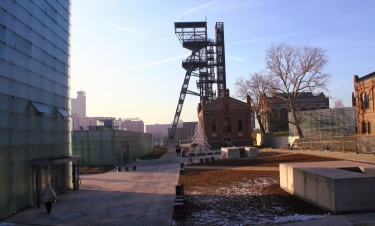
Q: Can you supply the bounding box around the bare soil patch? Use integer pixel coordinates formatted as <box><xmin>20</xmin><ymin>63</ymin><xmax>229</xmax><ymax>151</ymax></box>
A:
<box><xmin>173</xmin><ymin>153</ymin><xmax>340</xmax><ymax>225</ymax></box>
<box><xmin>190</xmin><ymin>153</ymin><xmax>340</xmax><ymax>167</ymax></box>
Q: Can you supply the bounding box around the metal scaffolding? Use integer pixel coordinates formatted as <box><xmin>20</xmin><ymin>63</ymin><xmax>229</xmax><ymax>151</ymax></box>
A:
<box><xmin>170</xmin><ymin>21</ymin><xmax>227</xmax><ymax>139</ymax></box>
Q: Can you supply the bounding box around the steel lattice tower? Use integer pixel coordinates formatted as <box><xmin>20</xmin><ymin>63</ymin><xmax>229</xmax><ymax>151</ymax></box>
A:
<box><xmin>169</xmin><ymin>21</ymin><xmax>226</xmax><ymax>139</ymax></box>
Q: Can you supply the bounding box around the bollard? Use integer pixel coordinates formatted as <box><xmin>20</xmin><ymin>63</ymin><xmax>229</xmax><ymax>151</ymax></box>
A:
<box><xmin>176</xmin><ymin>184</ymin><xmax>184</xmax><ymax>196</ymax></box>
<box><xmin>174</xmin><ymin>202</ymin><xmax>184</xmax><ymax>216</ymax></box>
<box><xmin>180</xmin><ymin>163</ymin><xmax>184</xmax><ymax>174</ymax></box>
<box><xmin>117</xmin><ymin>166</ymin><xmax>121</xmax><ymax>172</ymax></box>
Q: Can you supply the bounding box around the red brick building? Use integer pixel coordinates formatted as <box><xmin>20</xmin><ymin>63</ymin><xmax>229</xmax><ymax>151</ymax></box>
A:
<box><xmin>353</xmin><ymin>71</ymin><xmax>375</xmax><ymax>134</ymax></box>
<box><xmin>199</xmin><ymin>89</ymin><xmax>252</xmax><ymax>149</ymax></box>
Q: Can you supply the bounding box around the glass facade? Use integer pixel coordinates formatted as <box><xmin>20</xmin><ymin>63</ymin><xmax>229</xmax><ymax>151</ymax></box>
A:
<box><xmin>289</xmin><ymin>107</ymin><xmax>356</xmax><ymax>137</ymax></box>
<box><xmin>0</xmin><ymin>0</ymin><xmax>71</xmax><ymax>219</ymax></box>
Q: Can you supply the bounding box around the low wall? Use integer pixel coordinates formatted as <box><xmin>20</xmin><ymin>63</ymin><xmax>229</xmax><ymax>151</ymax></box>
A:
<box><xmin>255</xmin><ymin>133</ymin><xmax>298</xmax><ymax>148</ymax></box>
<box><xmin>280</xmin><ymin>161</ymin><xmax>375</xmax><ymax>213</ymax></box>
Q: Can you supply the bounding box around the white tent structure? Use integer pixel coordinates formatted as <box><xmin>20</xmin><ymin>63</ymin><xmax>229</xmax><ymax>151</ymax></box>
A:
<box><xmin>188</xmin><ymin>113</ymin><xmax>211</xmax><ymax>155</ymax></box>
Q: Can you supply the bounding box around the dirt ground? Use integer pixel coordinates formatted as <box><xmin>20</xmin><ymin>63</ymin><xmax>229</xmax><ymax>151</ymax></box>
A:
<box><xmin>173</xmin><ymin>153</ymin><xmax>340</xmax><ymax>225</ymax></box>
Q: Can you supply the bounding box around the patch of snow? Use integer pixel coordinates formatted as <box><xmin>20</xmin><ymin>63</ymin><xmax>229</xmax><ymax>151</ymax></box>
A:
<box><xmin>173</xmin><ymin>176</ymin><xmax>327</xmax><ymax>226</ymax></box>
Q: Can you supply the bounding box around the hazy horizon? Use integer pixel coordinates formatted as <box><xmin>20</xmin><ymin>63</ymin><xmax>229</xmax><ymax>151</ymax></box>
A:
<box><xmin>71</xmin><ymin>0</ymin><xmax>375</xmax><ymax>125</ymax></box>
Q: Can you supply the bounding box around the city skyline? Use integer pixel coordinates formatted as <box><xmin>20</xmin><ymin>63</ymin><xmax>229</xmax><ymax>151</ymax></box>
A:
<box><xmin>71</xmin><ymin>0</ymin><xmax>375</xmax><ymax>125</ymax></box>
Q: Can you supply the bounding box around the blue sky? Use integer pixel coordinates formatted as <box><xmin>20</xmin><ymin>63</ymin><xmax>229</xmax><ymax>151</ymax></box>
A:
<box><xmin>70</xmin><ymin>0</ymin><xmax>375</xmax><ymax>125</ymax></box>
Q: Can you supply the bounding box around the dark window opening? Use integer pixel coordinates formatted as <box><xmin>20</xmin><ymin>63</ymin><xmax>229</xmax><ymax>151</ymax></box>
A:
<box><xmin>237</xmin><ymin>119</ymin><xmax>243</xmax><ymax>131</ymax></box>
<box><xmin>223</xmin><ymin>116</ymin><xmax>231</xmax><ymax>132</ymax></box>
<box><xmin>211</xmin><ymin>119</ymin><xmax>217</xmax><ymax>132</ymax></box>
<box><xmin>362</xmin><ymin>121</ymin><xmax>367</xmax><ymax>134</ymax></box>
<box><xmin>368</xmin><ymin>122</ymin><xmax>372</xmax><ymax>134</ymax></box>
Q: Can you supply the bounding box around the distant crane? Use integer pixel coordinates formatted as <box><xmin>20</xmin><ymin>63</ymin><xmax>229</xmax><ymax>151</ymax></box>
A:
<box><xmin>169</xmin><ymin>21</ymin><xmax>226</xmax><ymax>139</ymax></box>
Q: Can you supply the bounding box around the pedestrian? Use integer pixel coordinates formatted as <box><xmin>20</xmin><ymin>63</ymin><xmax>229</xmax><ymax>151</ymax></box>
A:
<box><xmin>188</xmin><ymin>153</ymin><xmax>193</xmax><ymax>163</ymax></box>
<box><xmin>42</xmin><ymin>184</ymin><xmax>56</xmax><ymax>214</ymax></box>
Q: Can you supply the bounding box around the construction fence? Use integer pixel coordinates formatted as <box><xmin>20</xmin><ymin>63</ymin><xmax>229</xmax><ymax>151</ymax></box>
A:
<box><xmin>293</xmin><ymin>136</ymin><xmax>375</xmax><ymax>153</ymax></box>
<box><xmin>289</xmin><ymin>107</ymin><xmax>356</xmax><ymax>137</ymax></box>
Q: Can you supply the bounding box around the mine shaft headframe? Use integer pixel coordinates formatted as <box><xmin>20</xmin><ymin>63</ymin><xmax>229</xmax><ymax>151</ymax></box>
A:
<box><xmin>170</xmin><ymin>21</ymin><xmax>226</xmax><ymax>139</ymax></box>
<box><xmin>215</xmin><ymin>22</ymin><xmax>227</xmax><ymax>98</ymax></box>
<box><xmin>170</xmin><ymin>22</ymin><xmax>210</xmax><ymax>140</ymax></box>
<box><xmin>174</xmin><ymin>21</ymin><xmax>209</xmax><ymax>51</ymax></box>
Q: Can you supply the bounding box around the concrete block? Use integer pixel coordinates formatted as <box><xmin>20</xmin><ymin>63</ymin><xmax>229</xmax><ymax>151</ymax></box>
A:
<box><xmin>279</xmin><ymin>161</ymin><xmax>375</xmax><ymax>213</ymax></box>
<box><xmin>221</xmin><ymin>147</ymin><xmax>240</xmax><ymax>159</ymax></box>
<box><xmin>221</xmin><ymin>146</ymin><xmax>258</xmax><ymax>159</ymax></box>
<box><xmin>245</xmin><ymin>147</ymin><xmax>259</xmax><ymax>157</ymax></box>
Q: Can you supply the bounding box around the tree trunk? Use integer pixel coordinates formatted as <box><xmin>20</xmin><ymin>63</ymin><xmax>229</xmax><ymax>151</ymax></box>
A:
<box><xmin>256</xmin><ymin>115</ymin><xmax>266</xmax><ymax>134</ymax></box>
<box><xmin>291</xmin><ymin>109</ymin><xmax>304</xmax><ymax>138</ymax></box>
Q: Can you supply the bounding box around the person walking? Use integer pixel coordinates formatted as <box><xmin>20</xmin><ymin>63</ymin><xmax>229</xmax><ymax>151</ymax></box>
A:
<box><xmin>176</xmin><ymin>146</ymin><xmax>181</xmax><ymax>157</ymax></box>
<box><xmin>42</xmin><ymin>184</ymin><xmax>56</xmax><ymax>214</ymax></box>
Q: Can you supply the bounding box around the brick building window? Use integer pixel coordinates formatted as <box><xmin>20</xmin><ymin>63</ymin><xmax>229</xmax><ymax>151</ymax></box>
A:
<box><xmin>211</xmin><ymin>119</ymin><xmax>217</xmax><ymax>132</ymax></box>
<box><xmin>362</xmin><ymin>121</ymin><xmax>367</xmax><ymax>134</ymax></box>
<box><xmin>223</xmin><ymin>116</ymin><xmax>231</xmax><ymax>132</ymax></box>
<box><xmin>237</xmin><ymin>119</ymin><xmax>243</xmax><ymax>131</ymax></box>
<box><xmin>361</xmin><ymin>92</ymin><xmax>370</xmax><ymax>109</ymax></box>
<box><xmin>368</xmin><ymin>122</ymin><xmax>372</xmax><ymax>134</ymax></box>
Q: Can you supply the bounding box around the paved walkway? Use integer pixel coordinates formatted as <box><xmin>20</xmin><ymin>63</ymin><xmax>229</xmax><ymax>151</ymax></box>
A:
<box><xmin>281</xmin><ymin>149</ymin><xmax>375</xmax><ymax>164</ymax></box>
<box><xmin>185</xmin><ymin>165</ymin><xmax>279</xmax><ymax>171</ymax></box>
<box><xmin>1</xmin><ymin>150</ymin><xmax>183</xmax><ymax>226</ymax></box>
<box><xmin>3</xmin><ymin>148</ymin><xmax>375</xmax><ymax>226</ymax></box>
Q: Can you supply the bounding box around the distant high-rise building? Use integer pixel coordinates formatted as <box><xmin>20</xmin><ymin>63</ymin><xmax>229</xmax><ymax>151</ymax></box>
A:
<box><xmin>72</xmin><ymin>91</ymin><xmax>86</xmax><ymax>118</ymax></box>
<box><xmin>71</xmin><ymin>90</ymin><xmax>86</xmax><ymax>130</ymax></box>
<box><xmin>0</xmin><ymin>0</ymin><xmax>77</xmax><ymax>220</ymax></box>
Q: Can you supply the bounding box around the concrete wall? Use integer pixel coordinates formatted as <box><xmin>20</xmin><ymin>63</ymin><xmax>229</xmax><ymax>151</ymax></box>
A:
<box><xmin>255</xmin><ymin>133</ymin><xmax>298</xmax><ymax>148</ymax></box>
<box><xmin>72</xmin><ymin>130</ymin><xmax>153</xmax><ymax>167</ymax></box>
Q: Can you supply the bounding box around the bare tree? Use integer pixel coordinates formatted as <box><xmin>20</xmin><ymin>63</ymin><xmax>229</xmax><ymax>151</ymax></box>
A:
<box><xmin>334</xmin><ymin>99</ymin><xmax>345</xmax><ymax>108</ymax></box>
<box><xmin>234</xmin><ymin>71</ymin><xmax>277</xmax><ymax>134</ymax></box>
<box><xmin>265</xmin><ymin>43</ymin><xmax>330</xmax><ymax>138</ymax></box>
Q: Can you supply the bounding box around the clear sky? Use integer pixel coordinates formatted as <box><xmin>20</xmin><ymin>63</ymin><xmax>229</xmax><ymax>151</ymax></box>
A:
<box><xmin>70</xmin><ymin>0</ymin><xmax>375</xmax><ymax>125</ymax></box>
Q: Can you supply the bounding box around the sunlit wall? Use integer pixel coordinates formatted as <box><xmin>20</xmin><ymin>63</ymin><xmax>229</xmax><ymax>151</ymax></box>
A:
<box><xmin>72</xmin><ymin>130</ymin><xmax>153</xmax><ymax>167</ymax></box>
